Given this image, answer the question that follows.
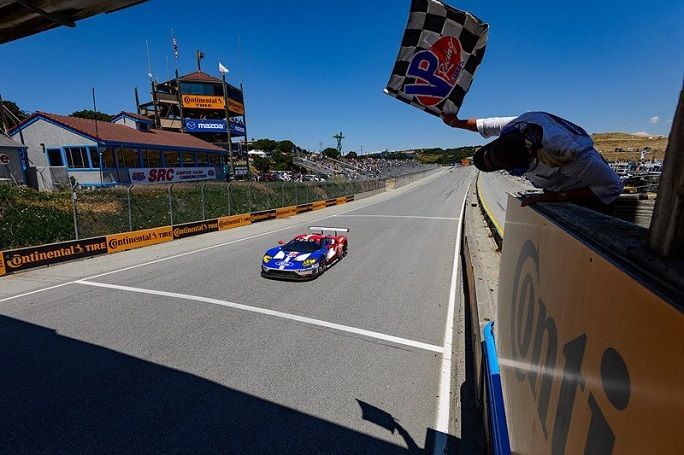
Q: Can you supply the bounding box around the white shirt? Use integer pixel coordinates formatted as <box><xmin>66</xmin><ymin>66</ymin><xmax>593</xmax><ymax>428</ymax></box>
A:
<box><xmin>476</xmin><ymin>112</ymin><xmax>623</xmax><ymax>204</ymax></box>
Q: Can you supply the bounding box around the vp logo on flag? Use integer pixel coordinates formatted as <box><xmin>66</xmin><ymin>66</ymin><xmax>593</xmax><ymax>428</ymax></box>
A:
<box><xmin>404</xmin><ymin>36</ymin><xmax>464</xmax><ymax>107</ymax></box>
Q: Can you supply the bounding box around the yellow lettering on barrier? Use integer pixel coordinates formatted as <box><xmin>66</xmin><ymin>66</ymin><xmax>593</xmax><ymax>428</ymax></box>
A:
<box><xmin>0</xmin><ymin>253</ymin><xmax>5</xmax><ymax>276</ymax></box>
<box><xmin>276</xmin><ymin>206</ymin><xmax>297</xmax><ymax>218</ymax></box>
<box><xmin>218</xmin><ymin>214</ymin><xmax>252</xmax><ymax>230</ymax></box>
<box><xmin>497</xmin><ymin>195</ymin><xmax>683</xmax><ymax>454</ymax></box>
<box><xmin>312</xmin><ymin>201</ymin><xmax>326</xmax><ymax>210</ymax></box>
<box><xmin>106</xmin><ymin>226</ymin><xmax>173</xmax><ymax>254</ymax></box>
<box><xmin>335</xmin><ymin>197</ymin><xmax>347</xmax><ymax>205</ymax></box>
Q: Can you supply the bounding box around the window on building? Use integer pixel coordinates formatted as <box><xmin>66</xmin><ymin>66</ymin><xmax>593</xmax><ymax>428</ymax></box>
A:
<box><xmin>46</xmin><ymin>148</ymin><xmax>64</xmax><ymax>166</ymax></box>
<box><xmin>64</xmin><ymin>146</ymin><xmax>88</xmax><ymax>168</ymax></box>
<box><xmin>116</xmin><ymin>148</ymin><xmax>140</xmax><ymax>168</ymax></box>
<box><xmin>89</xmin><ymin>146</ymin><xmax>101</xmax><ymax>169</ymax></box>
<box><xmin>197</xmin><ymin>153</ymin><xmax>209</xmax><ymax>166</ymax></box>
<box><xmin>102</xmin><ymin>149</ymin><xmax>116</xmax><ymax>168</ymax></box>
<box><xmin>209</xmin><ymin>153</ymin><xmax>222</xmax><ymax>166</ymax></box>
<box><xmin>181</xmin><ymin>152</ymin><xmax>196</xmax><ymax>167</ymax></box>
<box><xmin>144</xmin><ymin>150</ymin><xmax>161</xmax><ymax>168</ymax></box>
<box><xmin>163</xmin><ymin>151</ymin><xmax>180</xmax><ymax>167</ymax></box>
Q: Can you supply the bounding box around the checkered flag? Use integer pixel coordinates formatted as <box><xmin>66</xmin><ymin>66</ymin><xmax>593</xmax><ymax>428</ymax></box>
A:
<box><xmin>385</xmin><ymin>0</ymin><xmax>489</xmax><ymax>118</ymax></box>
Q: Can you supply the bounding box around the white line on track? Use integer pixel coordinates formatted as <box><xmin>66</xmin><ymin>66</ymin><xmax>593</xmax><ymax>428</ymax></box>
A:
<box><xmin>336</xmin><ymin>214</ymin><xmax>458</xmax><ymax>221</ymax></box>
<box><xmin>0</xmin><ymin>170</ymin><xmax>448</xmax><ymax>304</ymax></box>
<box><xmin>75</xmin><ymin>280</ymin><xmax>444</xmax><ymax>353</ymax></box>
<box><xmin>433</xmin><ymin>182</ymin><xmax>470</xmax><ymax>455</ymax></box>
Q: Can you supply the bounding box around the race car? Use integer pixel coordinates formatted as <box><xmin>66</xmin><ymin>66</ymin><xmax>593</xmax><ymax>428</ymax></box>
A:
<box><xmin>261</xmin><ymin>226</ymin><xmax>349</xmax><ymax>280</ymax></box>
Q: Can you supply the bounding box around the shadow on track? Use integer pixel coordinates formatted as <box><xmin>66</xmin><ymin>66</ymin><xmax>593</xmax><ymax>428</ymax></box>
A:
<box><xmin>0</xmin><ymin>315</ymin><xmax>411</xmax><ymax>454</ymax></box>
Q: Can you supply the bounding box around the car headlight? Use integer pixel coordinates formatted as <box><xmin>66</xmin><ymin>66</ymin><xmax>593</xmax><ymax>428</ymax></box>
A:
<box><xmin>263</xmin><ymin>255</ymin><xmax>272</xmax><ymax>263</ymax></box>
<box><xmin>302</xmin><ymin>258</ymin><xmax>318</xmax><ymax>267</ymax></box>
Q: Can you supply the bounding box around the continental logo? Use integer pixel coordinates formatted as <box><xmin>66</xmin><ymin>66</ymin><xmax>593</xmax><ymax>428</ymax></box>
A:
<box><xmin>312</xmin><ymin>201</ymin><xmax>326</xmax><ymax>210</ymax></box>
<box><xmin>345</xmin><ymin>195</ymin><xmax>354</xmax><ymax>202</ymax></box>
<box><xmin>173</xmin><ymin>220</ymin><xmax>219</xmax><ymax>239</ymax></box>
<box><xmin>335</xmin><ymin>197</ymin><xmax>347</xmax><ymax>205</ymax></box>
<box><xmin>218</xmin><ymin>214</ymin><xmax>252</xmax><ymax>230</ymax></box>
<box><xmin>106</xmin><ymin>227</ymin><xmax>173</xmax><ymax>254</ymax></box>
<box><xmin>3</xmin><ymin>238</ymin><xmax>107</xmax><ymax>273</ymax></box>
<box><xmin>325</xmin><ymin>199</ymin><xmax>337</xmax><ymax>207</ymax></box>
<box><xmin>296</xmin><ymin>203</ymin><xmax>313</xmax><ymax>214</ymax></box>
<box><xmin>276</xmin><ymin>206</ymin><xmax>297</xmax><ymax>218</ymax></box>
<box><xmin>0</xmin><ymin>253</ymin><xmax>5</xmax><ymax>276</ymax></box>
<box><xmin>251</xmin><ymin>210</ymin><xmax>277</xmax><ymax>223</ymax></box>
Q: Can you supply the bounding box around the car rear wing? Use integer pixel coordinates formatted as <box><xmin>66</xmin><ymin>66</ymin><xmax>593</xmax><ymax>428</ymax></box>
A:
<box><xmin>309</xmin><ymin>226</ymin><xmax>350</xmax><ymax>235</ymax></box>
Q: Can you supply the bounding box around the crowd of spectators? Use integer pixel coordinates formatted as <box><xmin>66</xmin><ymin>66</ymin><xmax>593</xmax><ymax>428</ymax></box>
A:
<box><xmin>295</xmin><ymin>155</ymin><xmax>436</xmax><ymax>181</ymax></box>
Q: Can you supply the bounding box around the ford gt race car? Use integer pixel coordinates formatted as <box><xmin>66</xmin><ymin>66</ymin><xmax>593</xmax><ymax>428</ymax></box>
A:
<box><xmin>261</xmin><ymin>226</ymin><xmax>349</xmax><ymax>280</ymax></box>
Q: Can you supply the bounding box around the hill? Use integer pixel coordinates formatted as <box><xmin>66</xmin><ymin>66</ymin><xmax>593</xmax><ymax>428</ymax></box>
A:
<box><xmin>413</xmin><ymin>146</ymin><xmax>478</xmax><ymax>165</ymax></box>
<box><xmin>592</xmin><ymin>132</ymin><xmax>668</xmax><ymax>162</ymax></box>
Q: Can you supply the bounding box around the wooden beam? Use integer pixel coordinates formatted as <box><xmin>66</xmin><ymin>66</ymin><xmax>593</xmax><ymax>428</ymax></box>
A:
<box><xmin>648</xmin><ymin>86</ymin><xmax>684</xmax><ymax>257</ymax></box>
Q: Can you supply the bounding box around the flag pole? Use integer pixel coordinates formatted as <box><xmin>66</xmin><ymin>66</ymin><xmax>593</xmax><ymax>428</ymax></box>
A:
<box><xmin>221</xmin><ymin>69</ymin><xmax>234</xmax><ymax>180</ymax></box>
<box><xmin>92</xmin><ymin>88</ymin><xmax>103</xmax><ymax>187</ymax></box>
<box><xmin>240</xmin><ymin>82</ymin><xmax>250</xmax><ymax>181</ymax></box>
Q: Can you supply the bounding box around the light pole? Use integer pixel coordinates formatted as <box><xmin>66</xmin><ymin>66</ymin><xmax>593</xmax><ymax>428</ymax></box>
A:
<box><xmin>220</xmin><ymin>63</ymin><xmax>234</xmax><ymax>179</ymax></box>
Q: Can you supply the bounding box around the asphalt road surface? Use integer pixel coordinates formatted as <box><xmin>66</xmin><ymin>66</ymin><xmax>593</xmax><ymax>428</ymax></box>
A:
<box><xmin>0</xmin><ymin>167</ymin><xmax>476</xmax><ymax>454</ymax></box>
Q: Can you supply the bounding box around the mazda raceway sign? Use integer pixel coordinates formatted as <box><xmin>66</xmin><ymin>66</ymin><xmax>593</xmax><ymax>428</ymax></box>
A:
<box><xmin>184</xmin><ymin>119</ymin><xmax>246</xmax><ymax>136</ymax></box>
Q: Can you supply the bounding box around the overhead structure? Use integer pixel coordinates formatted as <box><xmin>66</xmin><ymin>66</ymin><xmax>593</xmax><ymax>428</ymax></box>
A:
<box><xmin>0</xmin><ymin>0</ymin><xmax>148</xmax><ymax>44</ymax></box>
<box><xmin>333</xmin><ymin>131</ymin><xmax>345</xmax><ymax>156</ymax></box>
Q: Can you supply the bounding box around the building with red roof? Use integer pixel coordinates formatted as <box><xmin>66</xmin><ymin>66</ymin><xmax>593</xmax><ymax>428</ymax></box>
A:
<box><xmin>10</xmin><ymin>111</ymin><xmax>227</xmax><ymax>189</ymax></box>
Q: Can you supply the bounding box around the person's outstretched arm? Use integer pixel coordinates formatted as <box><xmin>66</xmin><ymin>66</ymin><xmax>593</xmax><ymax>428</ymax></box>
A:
<box><xmin>441</xmin><ymin>115</ymin><xmax>478</xmax><ymax>132</ymax></box>
<box><xmin>442</xmin><ymin>114</ymin><xmax>519</xmax><ymax>138</ymax></box>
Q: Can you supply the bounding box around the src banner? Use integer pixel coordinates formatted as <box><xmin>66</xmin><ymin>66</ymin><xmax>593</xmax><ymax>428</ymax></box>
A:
<box><xmin>385</xmin><ymin>0</ymin><xmax>489</xmax><ymax>118</ymax></box>
<box><xmin>129</xmin><ymin>167</ymin><xmax>217</xmax><ymax>184</ymax></box>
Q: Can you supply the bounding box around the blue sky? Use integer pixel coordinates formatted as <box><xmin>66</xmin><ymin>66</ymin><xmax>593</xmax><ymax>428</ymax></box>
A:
<box><xmin>0</xmin><ymin>0</ymin><xmax>682</xmax><ymax>153</ymax></box>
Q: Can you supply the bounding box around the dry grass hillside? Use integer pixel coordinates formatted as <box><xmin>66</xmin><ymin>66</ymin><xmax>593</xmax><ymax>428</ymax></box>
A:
<box><xmin>592</xmin><ymin>132</ymin><xmax>668</xmax><ymax>162</ymax></box>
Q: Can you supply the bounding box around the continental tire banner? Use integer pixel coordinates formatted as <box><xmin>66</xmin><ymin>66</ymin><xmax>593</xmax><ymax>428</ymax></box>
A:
<box><xmin>276</xmin><ymin>206</ymin><xmax>297</xmax><ymax>218</ymax></box>
<box><xmin>345</xmin><ymin>195</ymin><xmax>354</xmax><ymax>202</ymax></box>
<box><xmin>173</xmin><ymin>219</ymin><xmax>219</xmax><ymax>239</ymax></box>
<box><xmin>312</xmin><ymin>201</ymin><xmax>326</xmax><ymax>210</ymax></box>
<box><xmin>251</xmin><ymin>209</ymin><xmax>277</xmax><ymax>223</ymax></box>
<box><xmin>335</xmin><ymin>197</ymin><xmax>347</xmax><ymax>205</ymax></box>
<box><xmin>106</xmin><ymin>227</ymin><xmax>173</xmax><ymax>254</ymax></box>
<box><xmin>218</xmin><ymin>214</ymin><xmax>252</xmax><ymax>230</ymax></box>
<box><xmin>3</xmin><ymin>237</ymin><xmax>107</xmax><ymax>273</ymax></box>
<box><xmin>0</xmin><ymin>254</ymin><xmax>6</xmax><ymax>276</ymax></box>
<box><xmin>181</xmin><ymin>95</ymin><xmax>245</xmax><ymax>115</ymax></box>
<box><xmin>497</xmin><ymin>195</ymin><xmax>684</xmax><ymax>453</ymax></box>
<box><xmin>325</xmin><ymin>199</ymin><xmax>337</xmax><ymax>207</ymax></box>
<box><xmin>296</xmin><ymin>203</ymin><xmax>313</xmax><ymax>214</ymax></box>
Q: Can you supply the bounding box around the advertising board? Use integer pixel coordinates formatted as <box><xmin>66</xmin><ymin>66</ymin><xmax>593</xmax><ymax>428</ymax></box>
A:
<box><xmin>497</xmin><ymin>195</ymin><xmax>684</xmax><ymax>454</ymax></box>
<box><xmin>181</xmin><ymin>95</ymin><xmax>245</xmax><ymax>115</ymax></box>
<box><xmin>129</xmin><ymin>167</ymin><xmax>217</xmax><ymax>184</ymax></box>
<box><xmin>218</xmin><ymin>214</ymin><xmax>252</xmax><ymax>230</ymax></box>
<box><xmin>106</xmin><ymin>227</ymin><xmax>173</xmax><ymax>254</ymax></box>
<box><xmin>2</xmin><ymin>237</ymin><xmax>107</xmax><ymax>273</ymax></box>
<box><xmin>183</xmin><ymin>118</ymin><xmax>246</xmax><ymax>136</ymax></box>
<box><xmin>173</xmin><ymin>219</ymin><xmax>219</xmax><ymax>239</ymax></box>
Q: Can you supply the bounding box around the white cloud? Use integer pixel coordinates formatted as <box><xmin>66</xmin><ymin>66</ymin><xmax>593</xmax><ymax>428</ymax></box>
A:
<box><xmin>649</xmin><ymin>116</ymin><xmax>660</xmax><ymax>124</ymax></box>
<box><xmin>633</xmin><ymin>131</ymin><xmax>651</xmax><ymax>137</ymax></box>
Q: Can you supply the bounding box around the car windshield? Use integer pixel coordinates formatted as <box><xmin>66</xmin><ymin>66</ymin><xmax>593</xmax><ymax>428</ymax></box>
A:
<box><xmin>282</xmin><ymin>239</ymin><xmax>321</xmax><ymax>254</ymax></box>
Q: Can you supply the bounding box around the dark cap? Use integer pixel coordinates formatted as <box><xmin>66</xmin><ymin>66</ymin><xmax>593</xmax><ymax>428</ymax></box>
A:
<box><xmin>473</xmin><ymin>130</ymin><xmax>530</xmax><ymax>172</ymax></box>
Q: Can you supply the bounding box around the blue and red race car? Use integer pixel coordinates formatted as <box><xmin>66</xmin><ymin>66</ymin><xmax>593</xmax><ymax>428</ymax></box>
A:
<box><xmin>261</xmin><ymin>226</ymin><xmax>349</xmax><ymax>280</ymax></box>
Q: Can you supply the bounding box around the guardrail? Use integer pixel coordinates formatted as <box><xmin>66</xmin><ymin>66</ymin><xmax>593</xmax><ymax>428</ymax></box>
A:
<box><xmin>476</xmin><ymin>172</ymin><xmax>504</xmax><ymax>248</ymax></box>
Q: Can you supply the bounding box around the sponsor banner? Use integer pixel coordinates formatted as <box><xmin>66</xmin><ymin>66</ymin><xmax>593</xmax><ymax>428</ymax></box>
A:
<box><xmin>296</xmin><ymin>203</ymin><xmax>313</xmax><ymax>214</ymax></box>
<box><xmin>218</xmin><ymin>214</ymin><xmax>252</xmax><ymax>230</ymax></box>
<box><xmin>335</xmin><ymin>197</ymin><xmax>347</xmax><ymax>205</ymax></box>
<box><xmin>183</xmin><ymin>118</ymin><xmax>246</xmax><ymax>136</ymax></box>
<box><xmin>180</xmin><ymin>95</ymin><xmax>245</xmax><ymax>115</ymax></box>
<box><xmin>345</xmin><ymin>195</ymin><xmax>354</xmax><ymax>202</ymax></box>
<box><xmin>3</xmin><ymin>237</ymin><xmax>107</xmax><ymax>273</ymax></box>
<box><xmin>173</xmin><ymin>219</ymin><xmax>219</xmax><ymax>239</ymax></box>
<box><xmin>325</xmin><ymin>199</ymin><xmax>337</xmax><ymax>207</ymax></box>
<box><xmin>276</xmin><ymin>206</ymin><xmax>297</xmax><ymax>218</ymax></box>
<box><xmin>0</xmin><ymin>153</ymin><xmax>10</xmax><ymax>165</ymax></box>
<box><xmin>0</xmin><ymin>253</ymin><xmax>5</xmax><ymax>276</ymax></box>
<box><xmin>129</xmin><ymin>167</ymin><xmax>217</xmax><ymax>185</ymax></box>
<box><xmin>312</xmin><ymin>201</ymin><xmax>326</xmax><ymax>211</ymax></box>
<box><xmin>106</xmin><ymin>226</ymin><xmax>173</xmax><ymax>254</ymax></box>
<box><xmin>234</xmin><ymin>166</ymin><xmax>249</xmax><ymax>176</ymax></box>
<box><xmin>251</xmin><ymin>209</ymin><xmax>277</xmax><ymax>223</ymax></box>
<box><xmin>497</xmin><ymin>195</ymin><xmax>683</xmax><ymax>453</ymax></box>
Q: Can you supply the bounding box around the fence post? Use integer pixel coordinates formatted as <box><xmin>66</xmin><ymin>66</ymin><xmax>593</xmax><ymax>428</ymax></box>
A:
<box><xmin>248</xmin><ymin>182</ymin><xmax>253</xmax><ymax>212</ymax></box>
<box><xmin>167</xmin><ymin>184</ymin><xmax>174</xmax><ymax>226</ymax></box>
<box><xmin>227</xmin><ymin>182</ymin><xmax>232</xmax><ymax>216</ymax></box>
<box><xmin>127</xmin><ymin>185</ymin><xmax>133</xmax><ymax>232</ymax></box>
<box><xmin>71</xmin><ymin>188</ymin><xmax>79</xmax><ymax>240</ymax></box>
<box><xmin>265</xmin><ymin>183</ymin><xmax>270</xmax><ymax>210</ymax></box>
<box><xmin>295</xmin><ymin>181</ymin><xmax>299</xmax><ymax>205</ymax></box>
<box><xmin>200</xmin><ymin>183</ymin><xmax>206</xmax><ymax>220</ymax></box>
<box><xmin>282</xmin><ymin>182</ymin><xmax>286</xmax><ymax>208</ymax></box>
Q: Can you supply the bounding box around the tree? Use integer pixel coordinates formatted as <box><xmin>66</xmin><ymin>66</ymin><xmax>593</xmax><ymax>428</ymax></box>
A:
<box><xmin>322</xmin><ymin>147</ymin><xmax>340</xmax><ymax>159</ymax></box>
<box><xmin>2</xmin><ymin>100</ymin><xmax>28</xmax><ymax>123</ymax></box>
<box><xmin>346</xmin><ymin>151</ymin><xmax>358</xmax><ymax>159</ymax></box>
<box><xmin>71</xmin><ymin>110</ymin><xmax>113</xmax><ymax>122</ymax></box>
<box><xmin>252</xmin><ymin>156</ymin><xmax>271</xmax><ymax>174</ymax></box>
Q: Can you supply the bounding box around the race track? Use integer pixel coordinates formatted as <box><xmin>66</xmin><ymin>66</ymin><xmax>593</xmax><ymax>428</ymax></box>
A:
<box><xmin>0</xmin><ymin>167</ymin><xmax>475</xmax><ymax>453</ymax></box>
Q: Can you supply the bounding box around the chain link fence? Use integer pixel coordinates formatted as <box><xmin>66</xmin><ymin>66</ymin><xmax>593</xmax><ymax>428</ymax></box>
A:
<box><xmin>1</xmin><ymin>169</ymin><xmax>438</xmax><ymax>250</ymax></box>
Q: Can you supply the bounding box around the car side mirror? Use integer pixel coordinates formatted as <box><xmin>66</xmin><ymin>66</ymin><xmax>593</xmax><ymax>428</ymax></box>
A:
<box><xmin>278</xmin><ymin>240</ymin><xmax>285</xmax><ymax>245</ymax></box>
